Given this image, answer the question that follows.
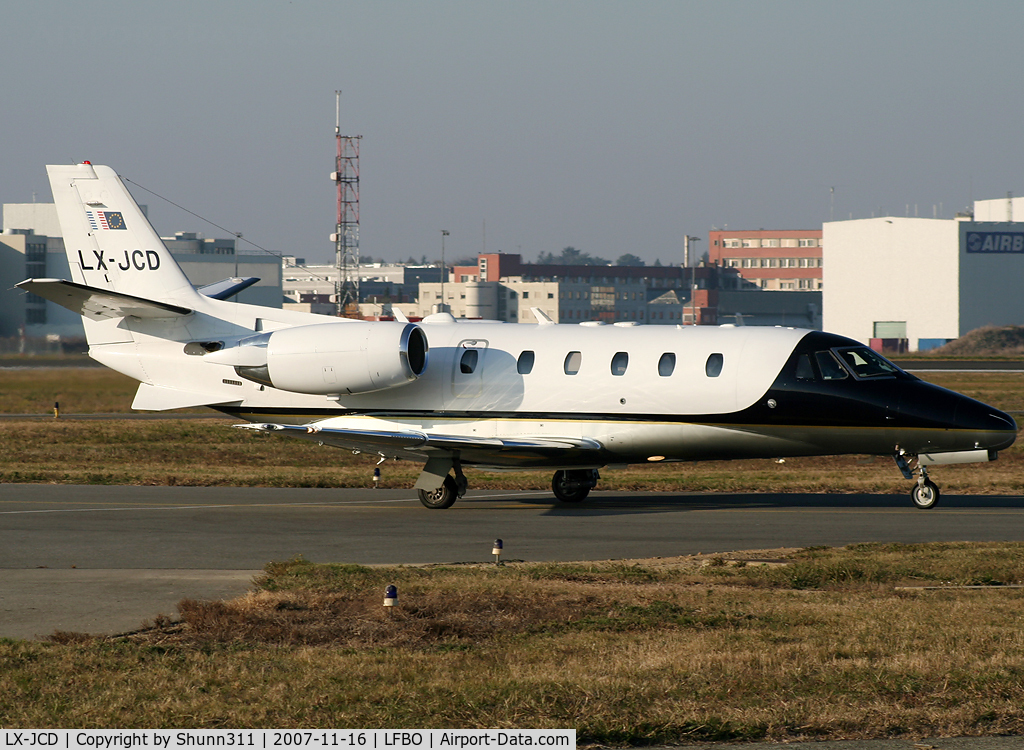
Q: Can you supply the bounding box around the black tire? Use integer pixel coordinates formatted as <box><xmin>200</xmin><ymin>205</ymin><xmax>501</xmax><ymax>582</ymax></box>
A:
<box><xmin>418</xmin><ymin>475</ymin><xmax>458</xmax><ymax>509</ymax></box>
<box><xmin>911</xmin><ymin>479</ymin><xmax>940</xmax><ymax>510</ymax></box>
<box><xmin>552</xmin><ymin>469</ymin><xmax>593</xmax><ymax>503</ymax></box>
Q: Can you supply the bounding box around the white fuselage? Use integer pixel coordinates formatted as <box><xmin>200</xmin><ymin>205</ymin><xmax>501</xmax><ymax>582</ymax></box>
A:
<box><xmin>88</xmin><ymin>293</ymin><xmax>815</xmax><ymax>465</ymax></box>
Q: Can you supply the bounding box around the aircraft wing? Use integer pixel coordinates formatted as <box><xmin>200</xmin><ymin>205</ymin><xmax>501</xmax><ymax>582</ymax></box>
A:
<box><xmin>237</xmin><ymin>422</ymin><xmax>604</xmax><ymax>464</ymax></box>
<box><xmin>16</xmin><ymin>278</ymin><xmax>192</xmax><ymax>320</ymax></box>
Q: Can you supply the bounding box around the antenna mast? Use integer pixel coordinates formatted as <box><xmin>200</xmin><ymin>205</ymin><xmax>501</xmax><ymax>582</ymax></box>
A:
<box><xmin>332</xmin><ymin>91</ymin><xmax>362</xmax><ymax>317</ymax></box>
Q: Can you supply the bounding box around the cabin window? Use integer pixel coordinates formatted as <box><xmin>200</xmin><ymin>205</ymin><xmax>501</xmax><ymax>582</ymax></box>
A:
<box><xmin>705</xmin><ymin>353</ymin><xmax>724</xmax><ymax>378</ymax></box>
<box><xmin>460</xmin><ymin>349</ymin><xmax>479</xmax><ymax>374</ymax></box>
<box><xmin>795</xmin><ymin>353</ymin><xmax>815</xmax><ymax>381</ymax></box>
<box><xmin>517</xmin><ymin>350</ymin><xmax>535</xmax><ymax>375</ymax></box>
<box><xmin>658</xmin><ymin>352</ymin><xmax>676</xmax><ymax>377</ymax></box>
<box><xmin>564</xmin><ymin>351</ymin><xmax>582</xmax><ymax>375</ymax></box>
<box><xmin>815</xmin><ymin>350</ymin><xmax>848</xmax><ymax>380</ymax></box>
<box><xmin>611</xmin><ymin>352</ymin><xmax>628</xmax><ymax>376</ymax></box>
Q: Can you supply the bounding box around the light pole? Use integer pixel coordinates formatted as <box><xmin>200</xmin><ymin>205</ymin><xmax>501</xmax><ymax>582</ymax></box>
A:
<box><xmin>440</xmin><ymin>230</ymin><xmax>450</xmax><ymax>313</ymax></box>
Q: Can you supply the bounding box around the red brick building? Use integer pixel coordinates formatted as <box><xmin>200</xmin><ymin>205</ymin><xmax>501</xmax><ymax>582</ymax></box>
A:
<box><xmin>708</xmin><ymin>229</ymin><xmax>822</xmax><ymax>290</ymax></box>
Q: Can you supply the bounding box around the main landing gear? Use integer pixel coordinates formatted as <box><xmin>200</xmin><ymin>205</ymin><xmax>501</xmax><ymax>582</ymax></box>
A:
<box><xmin>417</xmin><ymin>461</ymin><xmax>469</xmax><ymax>509</ymax></box>
<box><xmin>417</xmin><ymin>475</ymin><xmax>460</xmax><ymax>509</ymax></box>
<box><xmin>416</xmin><ymin>465</ymin><xmax>601</xmax><ymax>509</ymax></box>
<box><xmin>551</xmin><ymin>469</ymin><xmax>600</xmax><ymax>503</ymax></box>
<box><xmin>894</xmin><ymin>453</ymin><xmax>941</xmax><ymax>509</ymax></box>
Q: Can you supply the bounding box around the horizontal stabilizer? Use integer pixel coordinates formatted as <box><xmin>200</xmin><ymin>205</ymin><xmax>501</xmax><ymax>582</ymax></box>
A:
<box><xmin>16</xmin><ymin>278</ymin><xmax>192</xmax><ymax>320</ymax></box>
<box><xmin>132</xmin><ymin>383</ymin><xmax>242</xmax><ymax>411</ymax></box>
<box><xmin>197</xmin><ymin>276</ymin><xmax>260</xmax><ymax>300</ymax></box>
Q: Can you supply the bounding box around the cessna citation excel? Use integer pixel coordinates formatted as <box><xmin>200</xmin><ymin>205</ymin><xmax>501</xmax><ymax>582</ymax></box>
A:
<box><xmin>18</xmin><ymin>163</ymin><xmax>1018</xmax><ymax>509</ymax></box>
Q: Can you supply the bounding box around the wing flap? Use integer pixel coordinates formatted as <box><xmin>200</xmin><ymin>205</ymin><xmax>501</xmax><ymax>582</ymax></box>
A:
<box><xmin>16</xmin><ymin>278</ymin><xmax>192</xmax><ymax>320</ymax></box>
<box><xmin>236</xmin><ymin>422</ymin><xmax>602</xmax><ymax>459</ymax></box>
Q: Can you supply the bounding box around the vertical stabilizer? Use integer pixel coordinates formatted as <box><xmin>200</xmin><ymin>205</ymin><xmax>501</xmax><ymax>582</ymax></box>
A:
<box><xmin>46</xmin><ymin>163</ymin><xmax>201</xmax><ymax>306</ymax></box>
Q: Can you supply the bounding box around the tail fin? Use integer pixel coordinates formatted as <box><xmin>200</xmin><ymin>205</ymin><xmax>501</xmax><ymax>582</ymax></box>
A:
<box><xmin>46</xmin><ymin>163</ymin><xmax>201</xmax><ymax>306</ymax></box>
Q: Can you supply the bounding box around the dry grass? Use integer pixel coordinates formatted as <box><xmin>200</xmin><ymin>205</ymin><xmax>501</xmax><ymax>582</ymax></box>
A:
<box><xmin>2</xmin><ymin>417</ymin><xmax>1024</xmax><ymax>494</ymax></box>
<box><xmin>0</xmin><ymin>366</ymin><xmax>140</xmax><ymax>414</ymax></box>
<box><xmin>4</xmin><ymin>544</ymin><xmax>1024</xmax><ymax>740</ymax></box>
<box><xmin>925</xmin><ymin>325</ymin><xmax>1024</xmax><ymax>357</ymax></box>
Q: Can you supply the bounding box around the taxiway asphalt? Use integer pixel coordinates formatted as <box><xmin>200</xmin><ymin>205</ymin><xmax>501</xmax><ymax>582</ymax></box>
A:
<box><xmin>3</xmin><ymin>484</ymin><xmax>1024</xmax><ymax>640</ymax></box>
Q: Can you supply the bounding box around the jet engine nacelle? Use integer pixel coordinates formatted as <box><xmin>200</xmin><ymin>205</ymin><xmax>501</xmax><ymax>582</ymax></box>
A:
<box><xmin>226</xmin><ymin>321</ymin><xmax>428</xmax><ymax>395</ymax></box>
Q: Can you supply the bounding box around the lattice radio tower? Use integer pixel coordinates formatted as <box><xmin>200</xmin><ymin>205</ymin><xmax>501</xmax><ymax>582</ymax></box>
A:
<box><xmin>332</xmin><ymin>91</ymin><xmax>362</xmax><ymax>317</ymax></box>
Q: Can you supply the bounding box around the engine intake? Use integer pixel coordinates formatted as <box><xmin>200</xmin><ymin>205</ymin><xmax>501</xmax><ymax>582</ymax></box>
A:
<box><xmin>230</xmin><ymin>321</ymin><xmax>428</xmax><ymax>395</ymax></box>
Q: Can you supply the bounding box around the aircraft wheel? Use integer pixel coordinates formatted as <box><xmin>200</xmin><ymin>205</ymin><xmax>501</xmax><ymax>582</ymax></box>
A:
<box><xmin>418</xmin><ymin>475</ymin><xmax>459</xmax><ymax>509</ymax></box>
<box><xmin>552</xmin><ymin>469</ymin><xmax>593</xmax><ymax>503</ymax></box>
<box><xmin>911</xmin><ymin>479</ymin><xmax>940</xmax><ymax>510</ymax></box>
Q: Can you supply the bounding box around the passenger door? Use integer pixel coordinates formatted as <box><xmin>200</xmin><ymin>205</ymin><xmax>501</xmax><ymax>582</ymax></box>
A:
<box><xmin>451</xmin><ymin>339</ymin><xmax>489</xmax><ymax>399</ymax></box>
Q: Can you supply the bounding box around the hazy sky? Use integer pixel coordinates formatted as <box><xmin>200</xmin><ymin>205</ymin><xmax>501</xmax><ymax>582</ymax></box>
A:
<box><xmin>4</xmin><ymin>0</ymin><xmax>1024</xmax><ymax>266</ymax></box>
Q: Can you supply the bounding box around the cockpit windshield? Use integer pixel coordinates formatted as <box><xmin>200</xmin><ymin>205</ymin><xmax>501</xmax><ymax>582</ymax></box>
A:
<box><xmin>834</xmin><ymin>347</ymin><xmax>902</xmax><ymax>379</ymax></box>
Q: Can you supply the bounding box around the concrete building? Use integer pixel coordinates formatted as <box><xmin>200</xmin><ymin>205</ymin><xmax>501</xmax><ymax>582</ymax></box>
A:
<box><xmin>420</xmin><ymin>253</ymin><xmax>746</xmax><ymax>325</ymax></box>
<box><xmin>718</xmin><ymin>290</ymin><xmax>822</xmax><ymax>329</ymax></box>
<box><xmin>708</xmin><ymin>229</ymin><xmax>823</xmax><ymax>290</ymax></box>
<box><xmin>2</xmin><ymin>203</ymin><xmax>63</xmax><ymax>237</ymax></box>
<box><xmin>281</xmin><ymin>262</ymin><xmax>441</xmax><ymax>316</ymax></box>
<box><xmin>282</xmin><ymin>253</ymin><xmax>785</xmax><ymax>327</ymax></box>
<box><xmin>974</xmin><ymin>195</ymin><xmax>1024</xmax><ymax>222</ymax></box>
<box><xmin>171</xmin><ymin>252</ymin><xmax>283</xmax><ymax>308</ymax></box>
<box><xmin>418</xmin><ymin>279</ymin><xmax>564</xmax><ymax>322</ymax></box>
<box><xmin>823</xmin><ymin>211</ymin><xmax>1024</xmax><ymax>352</ymax></box>
<box><xmin>0</xmin><ymin>231</ymin><xmax>83</xmax><ymax>341</ymax></box>
<box><xmin>161</xmin><ymin>231</ymin><xmax>236</xmax><ymax>255</ymax></box>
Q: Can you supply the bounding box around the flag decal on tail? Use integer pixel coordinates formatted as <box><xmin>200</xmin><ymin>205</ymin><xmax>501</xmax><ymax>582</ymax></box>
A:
<box><xmin>86</xmin><ymin>211</ymin><xmax>127</xmax><ymax>230</ymax></box>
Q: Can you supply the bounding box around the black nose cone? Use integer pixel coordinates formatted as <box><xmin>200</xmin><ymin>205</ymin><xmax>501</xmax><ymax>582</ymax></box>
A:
<box><xmin>956</xmin><ymin>397</ymin><xmax>1018</xmax><ymax>450</ymax></box>
<box><xmin>898</xmin><ymin>380</ymin><xmax>1018</xmax><ymax>453</ymax></box>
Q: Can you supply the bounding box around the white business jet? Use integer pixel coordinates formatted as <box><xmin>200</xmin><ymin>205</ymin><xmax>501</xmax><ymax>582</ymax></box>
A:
<box><xmin>17</xmin><ymin>163</ymin><xmax>1018</xmax><ymax>509</ymax></box>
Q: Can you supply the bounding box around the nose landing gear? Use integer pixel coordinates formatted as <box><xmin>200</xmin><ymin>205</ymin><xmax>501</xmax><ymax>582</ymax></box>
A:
<box><xmin>894</xmin><ymin>453</ymin><xmax>941</xmax><ymax>509</ymax></box>
<box><xmin>911</xmin><ymin>476</ymin><xmax>940</xmax><ymax>509</ymax></box>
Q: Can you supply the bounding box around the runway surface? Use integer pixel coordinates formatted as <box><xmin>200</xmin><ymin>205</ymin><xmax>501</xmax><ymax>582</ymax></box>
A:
<box><xmin>3</xmin><ymin>484</ymin><xmax>1024</xmax><ymax>639</ymax></box>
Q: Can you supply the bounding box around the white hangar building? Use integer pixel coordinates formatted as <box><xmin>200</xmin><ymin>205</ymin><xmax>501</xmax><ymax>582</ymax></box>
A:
<box><xmin>823</xmin><ymin>200</ymin><xmax>1024</xmax><ymax>352</ymax></box>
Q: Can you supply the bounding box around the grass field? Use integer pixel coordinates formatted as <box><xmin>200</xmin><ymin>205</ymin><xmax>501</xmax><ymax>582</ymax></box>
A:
<box><xmin>4</xmin><ymin>418</ymin><xmax>1024</xmax><ymax>495</ymax></box>
<box><xmin>3</xmin><ymin>544</ymin><xmax>1024</xmax><ymax>741</ymax></box>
